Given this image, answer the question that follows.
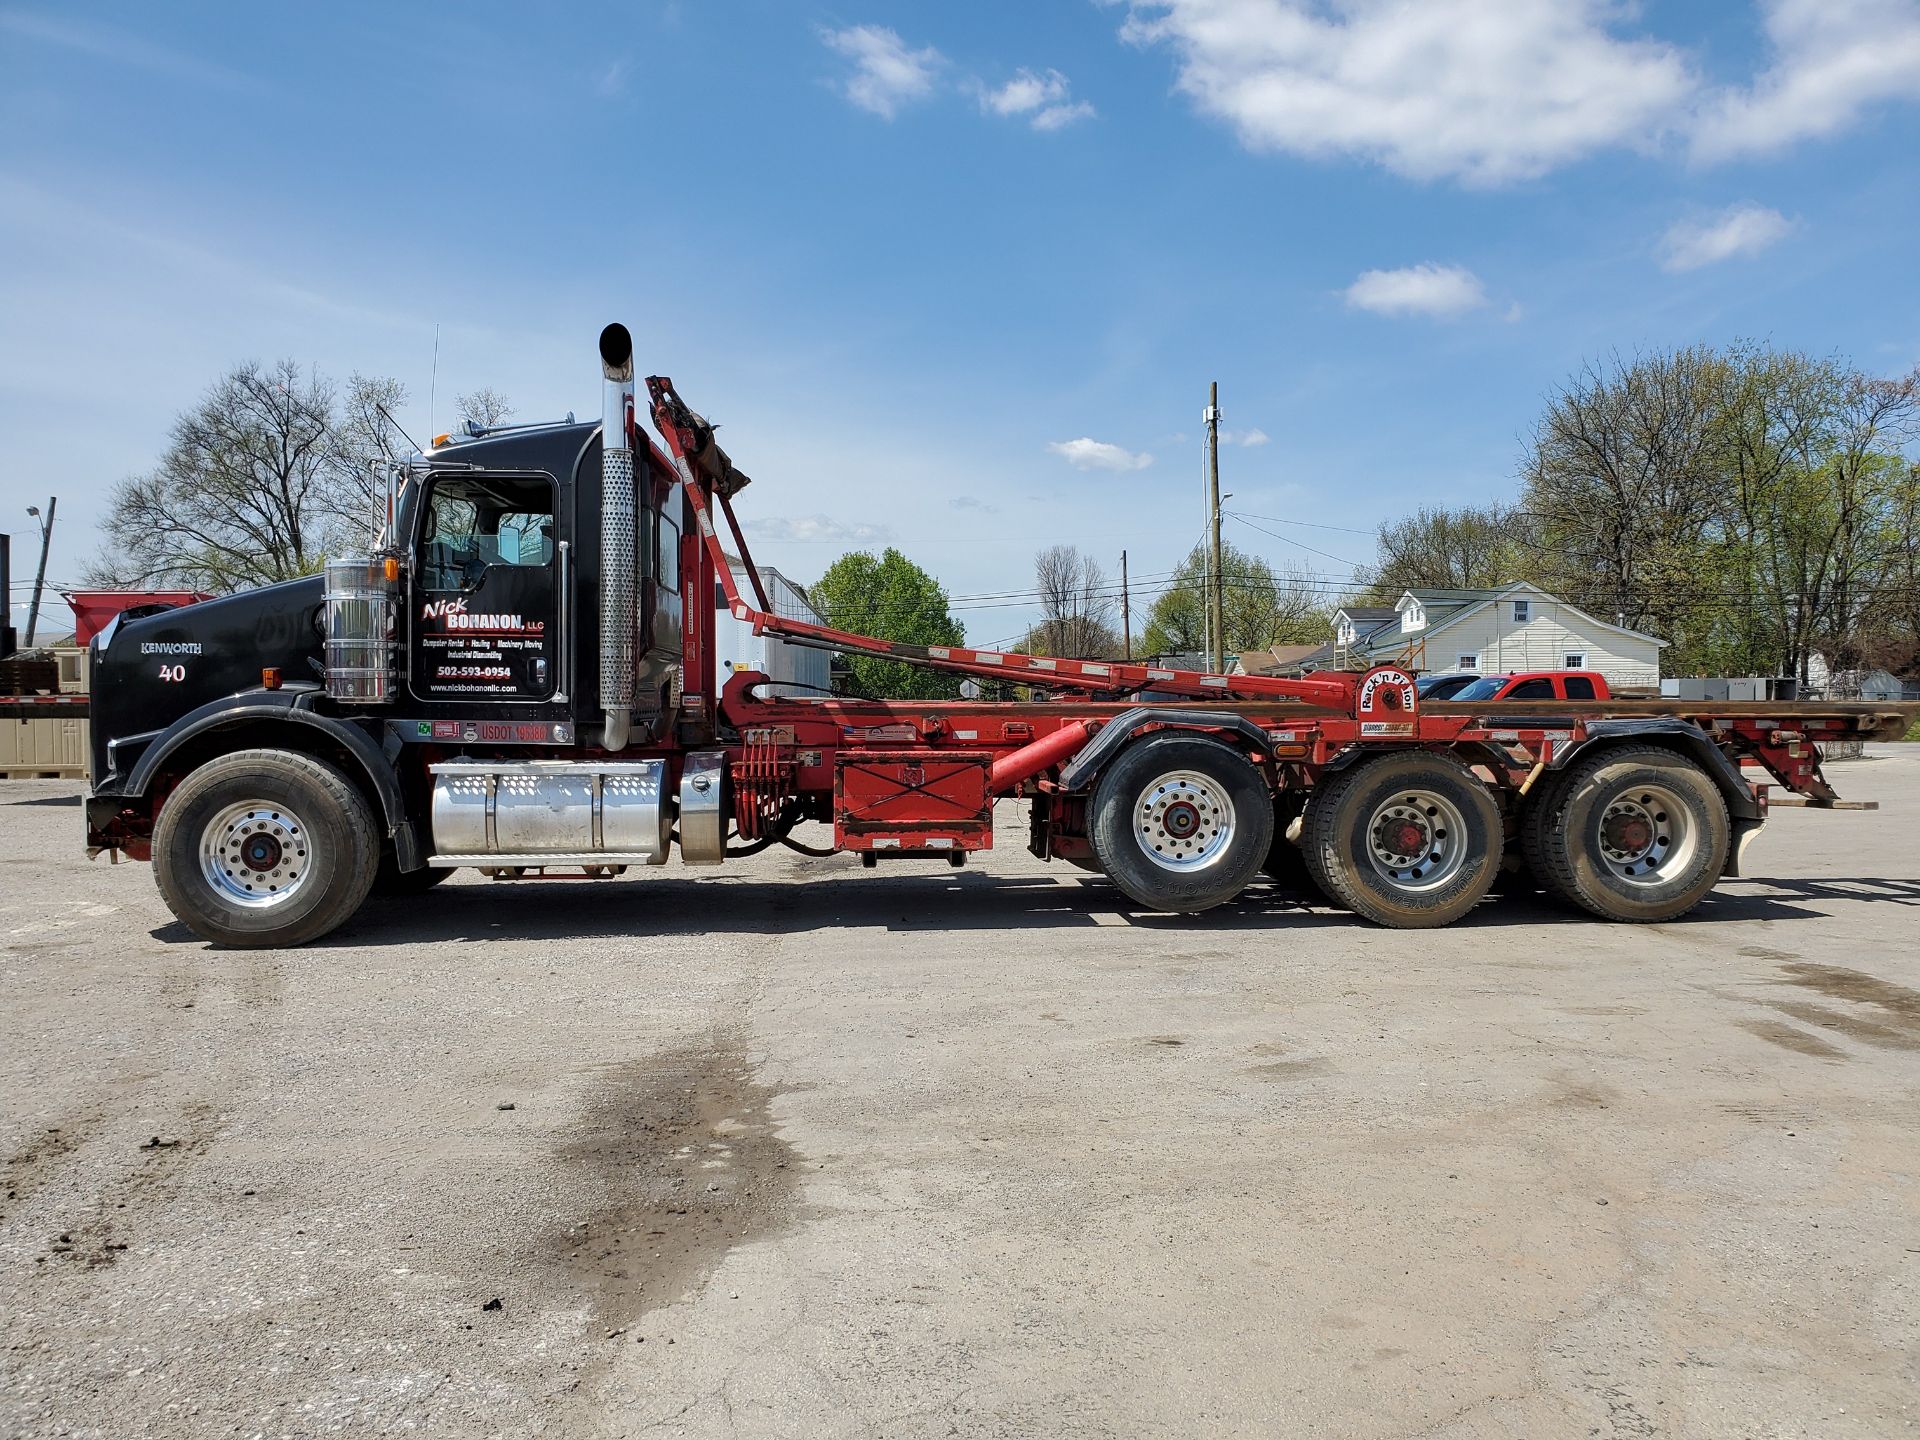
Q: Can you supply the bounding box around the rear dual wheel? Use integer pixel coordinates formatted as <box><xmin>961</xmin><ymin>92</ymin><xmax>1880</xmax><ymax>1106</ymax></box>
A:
<box><xmin>1301</xmin><ymin>753</ymin><xmax>1502</xmax><ymax>928</ymax></box>
<box><xmin>1522</xmin><ymin>746</ymin><xmax>1729</xmax><ymax>922</ymax></box>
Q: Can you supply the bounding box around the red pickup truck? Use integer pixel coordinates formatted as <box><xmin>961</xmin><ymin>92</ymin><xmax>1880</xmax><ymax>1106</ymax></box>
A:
<box><xmin>1417</xmin><ymin>670</ymin><xmax>1613</xmax><ymax>701</ymax></box>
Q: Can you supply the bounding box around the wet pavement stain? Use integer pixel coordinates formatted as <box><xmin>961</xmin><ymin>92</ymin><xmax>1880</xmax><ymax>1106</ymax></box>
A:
<box><xmin>1247</xmin><ymin>1058</ymin><xmax>1333</xmax><ymax>1080</ymax></box>
<box><xmin>545</xmin><ymin>1033</ymin><xmax>798</xmax><ymax>1330</ymax></box>
<box><xmin>1777</xmin><ymin>962</ymin><xmax>1920</xmax><ymax>1032</ymax></box>
<box><xmin>1764</xmin><ymin>998</ymin><xmax>1920</xmax><ymax>1051</ymax></box>
<box><xmin>1735</xmin><ymin>1018</ymin><xmax>1846</xmax><ymax>1060</ymax></box>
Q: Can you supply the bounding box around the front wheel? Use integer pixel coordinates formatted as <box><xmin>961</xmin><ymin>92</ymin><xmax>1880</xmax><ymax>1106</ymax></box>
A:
<box><xmin>1088</xmin><ymin>733</ymin><xmax>1273</xmax><ymax>912</ymax></box>
<box><xmin>152</xmin><ymin>748</ymin><xmax>380</xmax><ymax>947</ymax></box>
<box><xmin>1301</xmin><ymin>753</ymin><xmax>1502</xmax><ymax>928</ymax></box>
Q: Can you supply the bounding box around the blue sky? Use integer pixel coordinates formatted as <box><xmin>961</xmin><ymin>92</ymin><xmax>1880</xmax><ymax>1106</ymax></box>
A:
<box><xmin>3</xmin><ymin>1</ymin><xmax>1918</xmax><ymax>647</ymax></box>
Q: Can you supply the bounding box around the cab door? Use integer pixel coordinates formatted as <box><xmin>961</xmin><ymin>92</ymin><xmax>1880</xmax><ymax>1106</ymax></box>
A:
<box><xmin>410</xmin><ymin>472</ymin><xmax>562</xmax><ymax>704</ymax></box>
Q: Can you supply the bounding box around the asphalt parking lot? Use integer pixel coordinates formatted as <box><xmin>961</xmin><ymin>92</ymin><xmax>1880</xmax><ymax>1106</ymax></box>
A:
<box><xmin>4</xmin><ymin>750</ymin><xmax>1919</xmax><ymax>1439</ymax></box>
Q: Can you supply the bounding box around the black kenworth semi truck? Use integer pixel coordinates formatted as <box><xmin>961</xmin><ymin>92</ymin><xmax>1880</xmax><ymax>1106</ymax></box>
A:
<box><xmin>87</xmin><ymin>327</ymin><xmax>686</xmax><ymax>943</ymax></box>
<box><xmin>83</xmin><ymin>325</ymin><xmax>1919</xmax><ymax>949</ymax></box>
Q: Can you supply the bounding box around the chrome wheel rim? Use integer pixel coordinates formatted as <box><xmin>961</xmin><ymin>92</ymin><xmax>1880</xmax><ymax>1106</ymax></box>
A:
<box><xmin>1366</xmin><ymin>789</ymin><xmax>1468</xmax><ymax>892</ymax></box>
<box><xmin>1596</xmin><ymin>782</ymin><xmax>1693</xmax><ymax>886</ymax></box>
<box><xmin>1136</xmin><ymin>770</ymin><xmax>1236</xmax><ymax>873</ymax></box>
<box><xmin>200</xmin><ymin>800</ymin><xmax>313</xmax><ymax>908</ymax></box>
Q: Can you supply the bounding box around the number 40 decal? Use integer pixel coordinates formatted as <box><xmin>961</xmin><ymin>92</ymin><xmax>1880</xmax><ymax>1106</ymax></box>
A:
<box><xmin>157</xmin><ymin>663</ymin><xmax>187</xmax><ymax>682</ymax></box>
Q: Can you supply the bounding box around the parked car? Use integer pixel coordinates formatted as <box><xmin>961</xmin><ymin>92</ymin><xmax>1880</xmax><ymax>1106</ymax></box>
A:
<box><xmin>1415</xmin><ymin>672</ymin><xmax>1481</xmax><ymax>700</ymax></box>
<box><xmin>1442</xmin><ymin>670</ymin><xmax>1613</xmax><ymax>702</ymax></box>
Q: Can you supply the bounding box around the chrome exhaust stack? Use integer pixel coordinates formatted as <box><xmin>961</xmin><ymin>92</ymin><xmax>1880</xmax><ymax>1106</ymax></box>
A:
<box><xmin>598</xmin><ymin>323</ymin><xmax>637</xmax><ymax>752</ymax></box>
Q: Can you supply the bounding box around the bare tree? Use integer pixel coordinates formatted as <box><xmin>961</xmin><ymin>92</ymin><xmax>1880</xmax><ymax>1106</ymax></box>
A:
<box><xmin>323</xmin><ymin>373</ymin><xmax>412</xmax><ymax>550</ymax></box>
<box><xmin>86</xmin><ymin>361</ymin><xmax>411</xmax><ymax>591</ymax></box>
<box><xmin>1520</xmin><ymin>346</ymin><xmax>1730</xmax><ymax>658</ymax></box>
<box><xmin>456</xmin><ymin>387</ymin><xmax>514</xmax><ymax>431</ymax></box>
<box><xmin>1031</xmin><ymin>544</ymin><xmax>1120</xmax><ymax>658</ymax></box>
<box><xmin>1362</xmin><ymin>503</ymin><xmax>1522</xmax><ymax>599</ymax></box>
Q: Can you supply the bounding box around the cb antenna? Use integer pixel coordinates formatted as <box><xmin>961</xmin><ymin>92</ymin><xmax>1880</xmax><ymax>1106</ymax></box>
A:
<box><xmin>427</xmin><ymin>322</ymin><xmax>441</xmax><ymax>442</ymax></box>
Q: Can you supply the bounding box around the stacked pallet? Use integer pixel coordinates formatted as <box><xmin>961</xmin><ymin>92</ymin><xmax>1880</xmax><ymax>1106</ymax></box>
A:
<box><xmin>2</xmin><ymin>653</ymin><xmax>89</xmax><ymax>779</ymax></box>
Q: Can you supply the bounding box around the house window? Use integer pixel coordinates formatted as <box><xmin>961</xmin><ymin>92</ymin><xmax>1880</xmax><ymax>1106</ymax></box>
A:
<box><xmin>1564</xmin><ymin>652</ymin><xmax>1586</xmax><ymax>669</ymax></box>
<box><xmin>1512</xmin><ymin>600</ymin><xmax>1529</xmax><ymax>623</ymax></box>
<box><xmin>1457</xmin><ymin>653</ymin><xmax>1478</xmax><ymax>671</ymax></box>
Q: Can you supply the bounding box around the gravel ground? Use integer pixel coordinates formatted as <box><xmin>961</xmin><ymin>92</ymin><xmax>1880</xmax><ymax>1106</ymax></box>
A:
<box><xmin>3</xmin><ymin>749</ymin><xmax>1919</xmax><ymax>1438</ymax></box>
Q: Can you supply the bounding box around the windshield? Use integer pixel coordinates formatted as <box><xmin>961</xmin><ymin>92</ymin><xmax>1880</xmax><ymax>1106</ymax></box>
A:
<box><xmin>1452</xmin><ymin>675</ymin><xmax>1511</xmax><ymax>701</ymax></box>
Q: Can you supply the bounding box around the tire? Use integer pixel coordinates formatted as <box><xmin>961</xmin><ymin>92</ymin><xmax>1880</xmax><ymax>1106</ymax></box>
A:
<box><xmin>1512</xmin><ymin>768</ymin><xmax>1574</xmax><ymax>894</ymax></box>
<box><xmin>1088</xmin><ymin>733</ymin><xmax>1273</xmax><ymax>912</ymax></box>
<box><xmin>1301</xmin><ymin>753</ymin><xmax>1501</xmax><ymax>928</ymax></box>
<box><xmin>1261</xmin><ymin>791</ymin><xmax>1324</xmax><ymax>898</ymax></box>
<box><xmin>152</xmin><ymin>748</ymin><xmax>380</xmax><ymax>947</ymax></box>
<box><xmin>1527</xmin><ymin>745</ymin><xmax>1729</xmax><ymax>922</ymax></box>
<box><xmin>370</xmin><ymin>852</ymin><xmax>455</xmax><ymax>896</ymax></box>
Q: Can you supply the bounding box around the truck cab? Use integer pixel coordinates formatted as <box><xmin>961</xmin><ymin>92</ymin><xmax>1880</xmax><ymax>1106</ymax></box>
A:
<box><xmin>84</xmin><ymin>331</ymin><xmax>693</xmax><ymax>950</ymax></box>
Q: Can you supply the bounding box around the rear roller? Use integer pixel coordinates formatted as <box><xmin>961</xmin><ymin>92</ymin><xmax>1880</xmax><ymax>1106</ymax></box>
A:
<box><xmin>1301</xmin><ymin>753</ymin><xmax>1501</xmax><ymax>928</ymax></box>
<box><xmin>1088</xmin><ymin>733</ymin><xmax>1273</xmax><ymax>912</ymax></box>
<box><xmin>1526</xmin><ymin>745</ymin><xmax>1729</xmax><ymax>922</ymax></box>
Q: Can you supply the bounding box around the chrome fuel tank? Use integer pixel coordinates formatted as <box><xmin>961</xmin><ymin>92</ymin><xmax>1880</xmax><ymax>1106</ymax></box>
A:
<box><xmin>429</xmin><ymin>760</ymin><xmax>670</xmax><ymax>866</ymax></box>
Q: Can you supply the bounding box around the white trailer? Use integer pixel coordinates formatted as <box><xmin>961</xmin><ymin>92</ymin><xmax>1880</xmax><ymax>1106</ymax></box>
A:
<box><xmin>713</xmin><ymin>562</ymin><xmax>830</xmax><ymax>698</ymax></box>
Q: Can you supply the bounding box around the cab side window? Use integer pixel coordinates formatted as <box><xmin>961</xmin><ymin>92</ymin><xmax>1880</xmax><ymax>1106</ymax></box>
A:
<box><xmin>420</xmin><ymin>476</ymin><xmax>555</xmax><ymax>591</ymax></box>
<box><xmin>658</xmin><ymin>511</ymin><xmax>681</xmax><ymax>594</ymax></box>
<box><xmin>1508</xmin><ymin>678</ymin><xmax>1555</xmax><ymax>699</ymax></box>
<box><xmin>1564</xmin><ymin>676</ymin><xmax>1597</xmax><ymax>700</ymax></box>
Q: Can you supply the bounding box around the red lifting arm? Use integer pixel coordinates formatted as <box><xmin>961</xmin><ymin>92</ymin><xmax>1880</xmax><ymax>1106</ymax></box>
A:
<box><xmin>646</xmin><ymin>376</ymin><xmax>1366</xmax><ymax>712</ymax></box>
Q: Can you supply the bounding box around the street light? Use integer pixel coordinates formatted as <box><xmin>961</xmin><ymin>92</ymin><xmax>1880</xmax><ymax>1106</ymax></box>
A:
<box><xmin>24</xmin><ymin>498</ymin><xmax>55</xmax><ymax>648</ymax></box>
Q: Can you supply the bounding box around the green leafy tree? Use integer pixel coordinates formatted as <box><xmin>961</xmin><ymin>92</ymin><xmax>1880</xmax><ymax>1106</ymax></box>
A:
<box><xmin>1140</xmin><ymin>541</ymin><xmax>1332</xmax><ymax>658</ymax></box>
<box><xmin>809</xmin><ymin>547</ymin><xmax>965</xmax><ymax>698</ymax></box>
<box><xmin>1520</xmin><ymin>344</ymin><xmax>1919</xmax><ymax>678</ymax></box>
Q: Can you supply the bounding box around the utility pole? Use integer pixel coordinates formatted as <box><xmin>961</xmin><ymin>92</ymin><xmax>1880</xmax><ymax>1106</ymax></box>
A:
<box><xmin>1</xmin><ymin>532</ymin><xmax>14</xmax><ymax>658</ymax></box>
<box><xmin>1119</xmin><ymin>549</ymin><xmax>1132</xmax><ymax>661</ymax></box>
<box><xmin>25</xmin><ymin>497</ymin><xmax>55</xmax><ymax>648</ymax></box>
<box><xmin>1205</xmin><ymin>383</ymin><xmax>1224</xmax><ymax>673</ymax></box>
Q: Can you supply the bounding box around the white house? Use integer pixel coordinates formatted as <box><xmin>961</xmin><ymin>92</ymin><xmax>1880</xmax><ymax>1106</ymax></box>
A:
<box><xmin>1328</xmin><ymin>583</ymin><xmax>1667</xmax><ymax>689</ymax></box>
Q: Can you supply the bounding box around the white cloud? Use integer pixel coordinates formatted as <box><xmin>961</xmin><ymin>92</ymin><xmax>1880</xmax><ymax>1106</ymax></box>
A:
<box><xmin>1116</xmin><ymin>0</ymin><xmax>1694</xmax><ymax>185</ymax></box>
<box><xmin>1692</xmin><ymin>0</ymin><xmax>1920</xmax><ymax>160</ymax></box>
<box><xmin>746</xmin><ymin>514</ymin><xmax>891</xmax><ymax>545</ymax></box>
<box><xmin>595</xmin><ymin>58</ymin><xmax>630</xmax><ymax>98</ymax></box>
<box><xmin>1031</xmin><ymin>99</ymin><xmax>1097</xmax><ymax>131</ymax></box>
<box><xmin>1048</xmin><ymin>438</ymin><xmax>1154</xmax><ymax>471</ymax></box>
<box><xmin>822</xmin><ymin>25</ymin><xmax>941</xmax><ymax>119</ymax></box>
<box><xmin>1658</xmin><ymin>203</ymin><xmax>1795</xmax><ymax>272</ymax></box>
<box><xmin>1222</xmin><ymin>427</ymin><xmax>1269</xmax><ymax>448</ymax></box>
<box><xmin>1343</xmin><ymin>264</ymin><xmax>1488</xmax><ymax>319</ymax></box>
<box><xmin>950</xmin><ymin>494</ymin><xmax>999</xmax><ymax>514</ymax></box>
<box><xmin>981</xmin><ymin>67</ymin><xmax>1096</xmax><ymax>130</ymax></box>
<box><xmin>984</xmin><ymin>67</ymin><xmax>1067</xmax><ymax>116</ymax></box>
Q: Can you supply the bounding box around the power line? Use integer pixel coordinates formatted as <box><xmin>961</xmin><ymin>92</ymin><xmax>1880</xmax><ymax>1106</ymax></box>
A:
<box><xmin>1227</xmin><ymin>510</ymin><xmax>1376</xmax><ymax>536</ymax></box>
<box><xmin>1226</xmin><ymin>512</ymin><xmax>1368</xmax><ymax>570</ymax></box>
